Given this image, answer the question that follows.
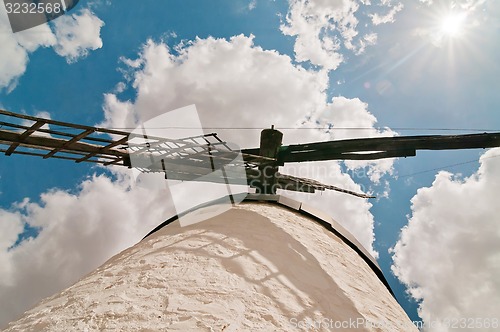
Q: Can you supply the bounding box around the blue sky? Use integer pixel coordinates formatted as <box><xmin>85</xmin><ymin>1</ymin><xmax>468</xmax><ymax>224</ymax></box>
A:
<box><xmin>1</xmin><ymin>0</ymin><xmax>500</xmax><ymax>328</ymax></box>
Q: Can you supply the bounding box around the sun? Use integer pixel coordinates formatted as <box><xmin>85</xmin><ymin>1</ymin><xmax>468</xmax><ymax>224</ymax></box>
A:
<box><xmin>427</xmin><ymin>10</ymin><xmax>472</xmax><ymax>46</ymax></box>
<box><xmin>440</xmin><ymin>13</ymin><xmax>467</xmax><ymax>37</ymax></box>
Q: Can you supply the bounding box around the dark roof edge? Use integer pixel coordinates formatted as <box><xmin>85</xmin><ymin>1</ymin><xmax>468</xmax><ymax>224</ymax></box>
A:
<box><xmin>142</xmin><ymin>193</ymin><xmax>395</xmax><ymax>298</ymax></box>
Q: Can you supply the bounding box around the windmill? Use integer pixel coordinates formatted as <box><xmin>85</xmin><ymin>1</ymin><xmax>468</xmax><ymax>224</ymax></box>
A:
<box><xmin>2</xmin><ymin>108</ymin><xmax>500</xmax><ymax>330</ymax></box>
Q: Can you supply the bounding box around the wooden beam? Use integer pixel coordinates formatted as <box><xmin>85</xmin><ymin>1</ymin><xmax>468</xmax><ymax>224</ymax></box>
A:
<box><xmin>280</xmin><ymin>132</ymin><xmax>500</xmax><ymax>163</ymax></box>
<box><xmin>0</xmin><ymin>148</ymin><xmax>110</xmax><ymax>164</ymax></box>
<box><xmin>282</xmin><ymin>149</ymin><xmax>416</xmax><ymax>162</ymax></box>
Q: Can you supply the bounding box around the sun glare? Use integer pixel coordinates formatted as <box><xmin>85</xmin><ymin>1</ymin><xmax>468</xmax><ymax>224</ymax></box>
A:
<box><xmin>440</xmin><ymin>13</ymin><xmax>466</xmax><ymax>37</ymax></box>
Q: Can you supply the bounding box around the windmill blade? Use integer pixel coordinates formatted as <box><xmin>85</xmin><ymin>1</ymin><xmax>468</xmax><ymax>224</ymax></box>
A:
<box><xmin>10</xmin><ymin>109</ymin><xmax>497</xmax><ymax>199</ymax></box>
<box><xmin>0</xmin><ymin>109</ymin><xmax>273</xmax><ymax>179</ymax></box>
<box><xmin>243</xmin><ymin>167</ymin><xmax>373</xmax><ymax>198</ymax></box>
<box><xmin>274</xmin><ymin>173</ymin><xmax>375</xmax><ymax>198</ymax></box>
<box><xmin>240</xmin><ymin>132</ymin><xmax>500</xmax><ymax>164</ymax></box>
<box><xmin>0</xmin><ymin>109</ymin><xmax>133</xmax><ymax>166</ymax></box>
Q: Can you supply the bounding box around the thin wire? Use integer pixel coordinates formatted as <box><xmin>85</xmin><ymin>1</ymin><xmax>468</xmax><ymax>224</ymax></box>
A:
<box><xmin>47</xmin><ymin>125</ymin><xmax>500</xmax><ymax>132</ymax></box>
<box><xmin>397</xmin><ymin>153</ymin><xmax>500</xmax><ymax>179</ymax></box>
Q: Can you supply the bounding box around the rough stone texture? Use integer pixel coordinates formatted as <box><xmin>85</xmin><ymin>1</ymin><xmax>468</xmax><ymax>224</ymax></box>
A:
<box><xmin>4</xmin><ymin>202</ymin><xmax>416</xmax><ymax>331</ymax></box>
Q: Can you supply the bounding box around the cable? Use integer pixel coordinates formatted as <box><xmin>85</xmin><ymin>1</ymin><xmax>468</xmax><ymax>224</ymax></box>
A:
<box><xmin>397</xmin><ymin>153</ymin><xmax>500</xmax><ymax>179</ymax></box>
<box><xmin>47</xmin><ymin>125</ymin><xmax>500</xmax><ymax>132</ymax></box>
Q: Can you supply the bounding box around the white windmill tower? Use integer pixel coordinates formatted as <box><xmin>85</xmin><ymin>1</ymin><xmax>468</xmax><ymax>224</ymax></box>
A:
<box><xmin>2</xmin><ymin>109</ymin><xmax>499</xmax><ymax>330</ymax></box>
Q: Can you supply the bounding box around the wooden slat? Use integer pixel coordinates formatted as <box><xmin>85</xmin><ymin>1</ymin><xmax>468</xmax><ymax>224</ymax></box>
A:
<box><xmin>140</xmin><ymin>164</ymin><xmax>248</xmax><ymax>183</ymax></box>
<box><xmin>136</xmin><ymin>154</ymin><xmax>246</xmax><ymax>174</ymax></box>
<box><xmin>5</xmin><ymin>121</ymin><xmax>46</xmax><ymax>156</ymax></box>
<box><xmin>276</xmin><ymin>173</ymin><xmax>374</xmax><ymax>198</ymax></box>
<box><xmin>44</xmin><ymin>129</ymin><xmax>95</xmax><ymax>159</ymax></box>
<box><xmin>75</xmin><ymin>136</ymin><xmax>129</xmax><ymax>163</ymax></box>
<box><xmin>241</xmin><ymin>153</ymin><xmax>276</xmax><ymax>164</ymax></box>
<box><xmin>282</xmin><ymin>149</ymin><xmax>416</xmax><ymax>162</ymax></box>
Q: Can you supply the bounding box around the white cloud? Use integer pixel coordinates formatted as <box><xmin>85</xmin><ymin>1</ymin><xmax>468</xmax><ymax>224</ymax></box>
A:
<box><xmin>280</xmin><ymin>0</ymin><xmax>346</xmax><ymax>70</ymax></box>
<box><xmin>0</xmin><ymin>6</ymin><xmax>104</xmax><ymax>90</ymax></box>
<box><xmin>0</xmin><ymin>30</ymin><xmax>28</xmax><ymax>91</ymax></box>
<box><xmin>12</xmin><ymin>22</ymin><xmax>56</xmax><ymax>52</ymax></box>
<box><xmin>0</xmin><ymin>211</ymin><xmax>23</xmax><ymax>252</ymax></box>
<box><xmin>282</xmin><ymin>161</ymin><xmax>378</xmax><ymax>257</ymax></box>
<box><xmin>52</xmin><ymin>9</ymin><xmax>105</xmax><ymax>63</ymax></box>
<box><xmin>113</xmin><ymin>81</ymin><xmax>127</xmax><ymax>94</ymax></box>
<box><xmin>0</xmin><ymin>173</ymin><xmax>175</xmax><ymax>328</ymax></box>
<box><xmin>0</xmin><ymin>210</ymin><xmax>24</xmax><ymax>286</ymax></box>
<box><xmin>316</xmin><ymin>96</ymin><xmax>393</xmax><ymax>139</ymax></box>
<box><xmin>20</xmin><ymin>111</ymin><xmax>52</xmax><ymax>137</ymax></box>
<box><xmin>313</xmin><ymin>96</ymin><xmax>396</xmax><ymax>183</ymax></box>
<box><xmin>370</xmin><ymin>2</ymin><xmax>404</xmax><ymax>25</ymax></box>
<box><xmin>391</xmin><ymin>148</ymin><xmax>500</xmax><ymax>329</ymax></box>
<box><xmin>280</xmin><ymin>0</ymin><xmax>402</xmax><ymax>70</ymax></box>
<box><xmin>102</xmin><ymin>93</ymin><xmax>137</xmax><ymax>130</ymax></box>
<box><xmin>248</xmin><ymin>0</ymin><xmax>257</xmax><ymax>10</ymax></box>
<box><xmin>0</xmin><ymin>7</ymin><xmax>55</xmax><ymax>90</ymax></box>
<box><xmin>103</xmin><ymin>35</ymin><xmax>330</xmax><ymax>146</ymax></box>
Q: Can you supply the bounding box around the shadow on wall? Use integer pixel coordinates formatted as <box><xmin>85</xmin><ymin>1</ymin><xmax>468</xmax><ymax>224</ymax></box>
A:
<box><xmin>140</xmin><ymin>206</ymin><xmax>364</xmax><ymax>326</ymax></box>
